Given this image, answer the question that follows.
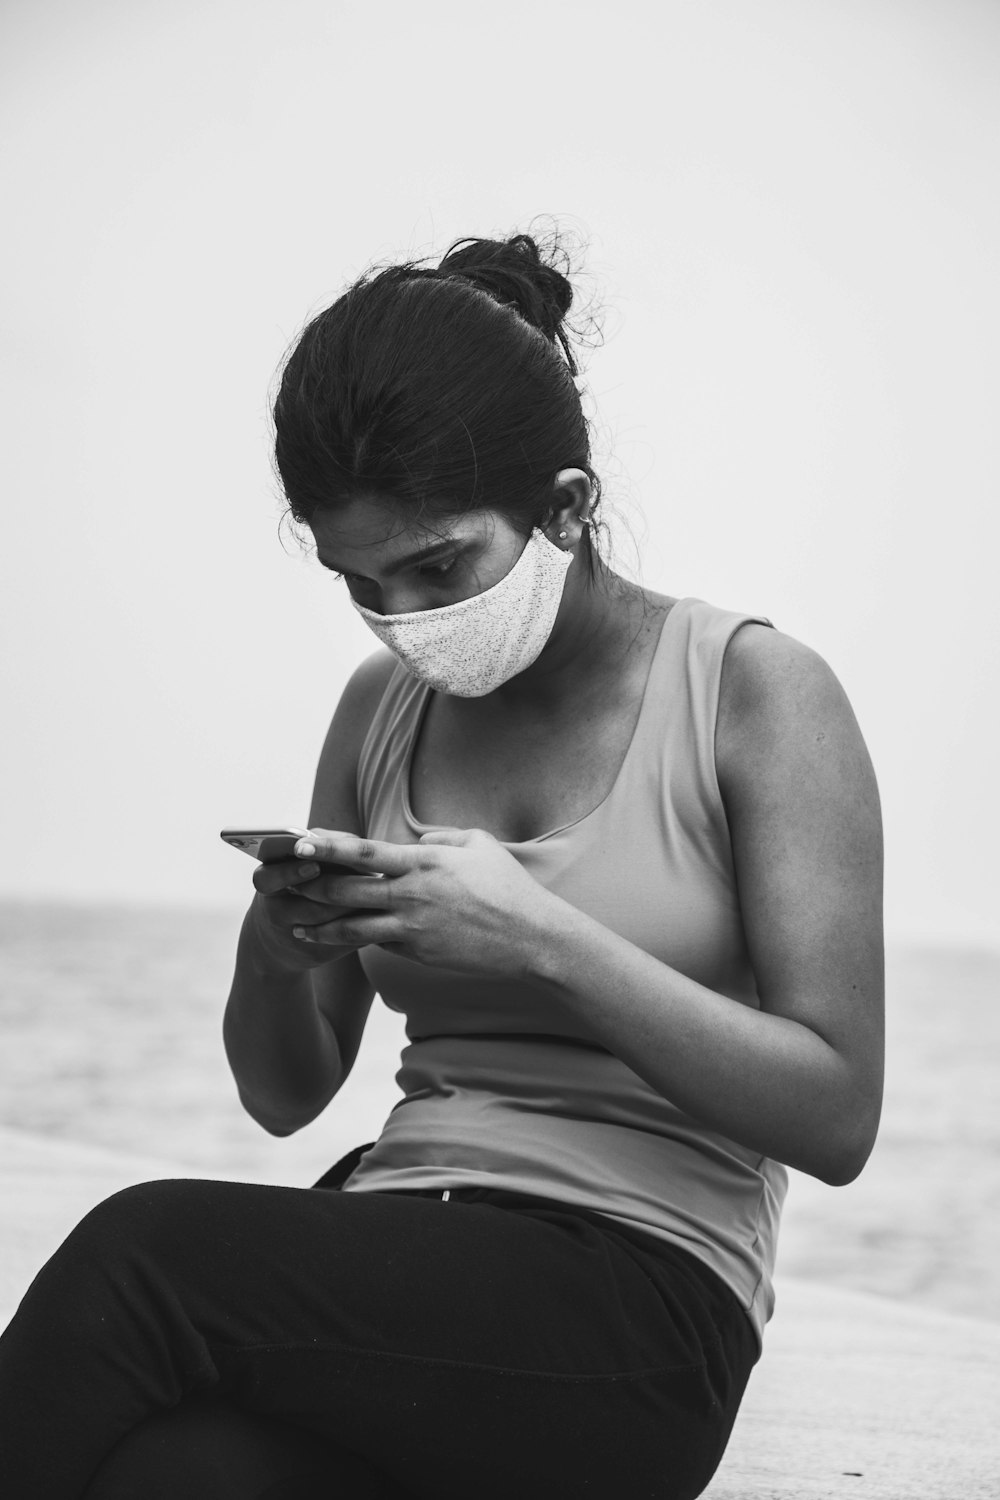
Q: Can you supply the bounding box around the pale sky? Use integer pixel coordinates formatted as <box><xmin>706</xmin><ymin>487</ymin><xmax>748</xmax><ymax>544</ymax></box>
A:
<box><xmin>1</xmin><ymin>0</ymin><xmax>997</xmax><ymax>947</ymax></box>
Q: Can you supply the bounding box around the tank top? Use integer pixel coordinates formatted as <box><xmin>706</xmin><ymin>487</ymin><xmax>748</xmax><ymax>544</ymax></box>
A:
<box><xmin>343</xmin><ymin>596</ymin><xmax>788</xmax><ymax>1345</ymax></box>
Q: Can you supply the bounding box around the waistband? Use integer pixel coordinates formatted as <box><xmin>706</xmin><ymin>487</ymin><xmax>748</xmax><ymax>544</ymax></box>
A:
<box><xmin>313</xmin><ymin>1146</ymin><xmax>745</xmax><ymax>1330</ymax></box>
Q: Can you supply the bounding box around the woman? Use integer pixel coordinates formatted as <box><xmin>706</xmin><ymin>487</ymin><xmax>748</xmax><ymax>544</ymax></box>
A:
<box><xmin>0</xmin><ymin>231</ymin><xmax>884</xmax><ymax>1499</ymax></box>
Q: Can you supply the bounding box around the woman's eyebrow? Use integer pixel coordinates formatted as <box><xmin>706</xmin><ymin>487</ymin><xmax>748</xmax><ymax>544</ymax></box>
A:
<box><xmin>319</xmin><ymin>538</ymin><xmax>464</xmax><ymax>577</ymax></box>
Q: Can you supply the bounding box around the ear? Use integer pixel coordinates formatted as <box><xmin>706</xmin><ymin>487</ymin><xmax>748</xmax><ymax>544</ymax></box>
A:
<box><xmin>544</xmin><ymin>468</ymin><xmax>594</xmax><ymax>549</ymax></box>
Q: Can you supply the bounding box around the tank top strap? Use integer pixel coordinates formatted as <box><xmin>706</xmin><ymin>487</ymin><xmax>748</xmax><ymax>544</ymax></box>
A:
<box><xmin>356</xmin><ymin>663</ymin><xmax>427</xmax><ymax>833</ymax></box>
<box><xmin>621</xmin><ymin>597</ymin><xmax>773</xmax><ymax>820</ymax></box>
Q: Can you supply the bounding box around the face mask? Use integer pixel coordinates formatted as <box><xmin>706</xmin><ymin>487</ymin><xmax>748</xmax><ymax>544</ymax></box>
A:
<box><xmin>351</xmin><ymin>527</ymin><xmax>573</xmax><ymax>696</ymax></box>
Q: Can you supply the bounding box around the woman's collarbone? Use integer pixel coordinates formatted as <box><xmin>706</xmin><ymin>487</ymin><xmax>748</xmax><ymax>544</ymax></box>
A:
<box><xmin>410</xmin><ymin>649</ymin><xmax>661</xmax><ymax>841</ymax></box>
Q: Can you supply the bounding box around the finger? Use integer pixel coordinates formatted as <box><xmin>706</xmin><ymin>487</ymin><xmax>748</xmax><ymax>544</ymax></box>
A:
<box><xmin>418</xmin><ymin>827</ymin><xmax>494</xmax><ymax>847</ymax></box>
<box><xmin>292</xmin><ymin>912</ymin><xmax>399</xmax><ymax>947</ymax></box>
<box><xmin>272</xmin><ymin>892</ymin><xmax>357</xmax><ymax>923</ymax></box>
<box><xmin>253</xmin><ymin>859</ymin><xmax>321</xmax><ymax>894</ymax></box>
<box><xmin>296</xmin><ymin>874</ymin><xmax>393</xmax><ymax>908</ymax></box>
<box><xmin>295</xmin><ymin>831</ymin><xmax>422</xmax><ymax>877</ymax></box>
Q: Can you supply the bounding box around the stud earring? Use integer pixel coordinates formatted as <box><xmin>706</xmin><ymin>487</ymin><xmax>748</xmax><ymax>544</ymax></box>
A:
<box><xmin>558</xmin><ymin>530</ymin><xmax>568</xmax><ymax>539</ymax></box>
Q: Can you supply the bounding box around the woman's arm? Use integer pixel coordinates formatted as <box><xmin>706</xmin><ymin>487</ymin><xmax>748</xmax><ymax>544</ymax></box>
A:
<box><xmin>526</xmin><ymin>624</ymin><xmax>884</xmax><ymax>1184</ymax></box>
<box><xmin>222</xmin><ymin>649</ymin><xmax>396</xmax><ymax>1135</ymax></box>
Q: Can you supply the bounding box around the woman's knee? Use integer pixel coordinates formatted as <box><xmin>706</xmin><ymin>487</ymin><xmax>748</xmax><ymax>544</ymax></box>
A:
<box><xmin>64</xmin><ymin>1179</ymin><xmax>221</xmax><ymax>1263</ymax></box>
<box><xmin>18</xmin><ymin>1179</ymin><xmax>216</xmax><ymax>1338</ymax></box>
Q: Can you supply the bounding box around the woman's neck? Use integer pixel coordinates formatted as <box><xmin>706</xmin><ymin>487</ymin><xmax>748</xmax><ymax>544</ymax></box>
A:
<box><xmin>487</xmin><ymin>572</ymin><xmax>669</xmax><ymax>716</ymax></box>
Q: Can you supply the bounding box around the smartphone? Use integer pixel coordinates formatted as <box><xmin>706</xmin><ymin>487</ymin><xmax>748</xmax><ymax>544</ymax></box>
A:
<box><xmin>220</xmin><ymin>827</ymin><xmax>311</xmax><ymax>863</ymax></box>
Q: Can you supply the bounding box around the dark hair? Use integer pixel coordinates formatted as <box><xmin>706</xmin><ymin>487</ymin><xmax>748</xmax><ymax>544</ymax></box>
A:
<box><xmin>272</xmin><ymin>231</ymin><xmax>603</xmax><ymax>565</ymax></box>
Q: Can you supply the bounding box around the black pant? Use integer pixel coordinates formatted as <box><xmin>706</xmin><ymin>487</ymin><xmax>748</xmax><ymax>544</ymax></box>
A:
<box><xmin>0</xmin><ymin>1159</ymin><xmax>758</xmax><ymax>1499</ymax></box>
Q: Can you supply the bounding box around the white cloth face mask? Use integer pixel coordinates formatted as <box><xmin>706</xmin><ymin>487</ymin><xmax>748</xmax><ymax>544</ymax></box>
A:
<box><xmin>351</xmin><ymin>527</ymin><xmax>574</xmax><ymax>696</ymax></box>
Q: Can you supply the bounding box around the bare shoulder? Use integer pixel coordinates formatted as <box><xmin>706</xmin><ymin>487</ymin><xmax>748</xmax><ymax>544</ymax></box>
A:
<box><xmin>307</xmin><ymin>648</ymin><xmax>398</xmax><ymax>828</ymax></box>
<box><xmin>716</xmin><ymin>621</ymin><xmax>874</xmax><ymax>797</ymax></box>
<box><xmin>719</xmin><ymin>620</ymin><xmax>846</xmax><ymax>722</ymax></box>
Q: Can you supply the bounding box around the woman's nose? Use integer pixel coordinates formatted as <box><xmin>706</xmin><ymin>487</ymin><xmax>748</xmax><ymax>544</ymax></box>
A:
<box><xmin>368</xmin><ymin>582</ymin><xmax>433</xmax><ymax>616</ymax></box>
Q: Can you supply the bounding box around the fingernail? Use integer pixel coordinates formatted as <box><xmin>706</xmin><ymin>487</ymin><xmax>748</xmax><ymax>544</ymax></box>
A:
<box><xmin>296</xmin><ymin>842</ymin><xmax>316</xmax><ymax>857</ymax></box>
<box><xmin>297</xmin><ymin>863</ymin><xmax>320</xmax><ymax>879</ymax></box>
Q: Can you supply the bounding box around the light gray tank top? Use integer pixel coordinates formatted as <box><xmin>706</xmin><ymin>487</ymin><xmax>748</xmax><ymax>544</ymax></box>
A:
<box><xmin>344</xmin><ymin>596</ymin><xmax>788</xmax><ymax>1344</ymax></box>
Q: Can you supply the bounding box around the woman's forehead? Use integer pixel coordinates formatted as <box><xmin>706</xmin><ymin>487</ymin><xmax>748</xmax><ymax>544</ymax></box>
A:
<box><xmin>308</xmin><ymin>502</ymin><xmax>506</xmax><ymax>569</ymax></box>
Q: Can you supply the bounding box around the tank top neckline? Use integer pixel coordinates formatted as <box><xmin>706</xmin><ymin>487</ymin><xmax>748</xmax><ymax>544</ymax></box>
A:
<box><xmin>398</xmin><ymin>595</ymin><xmax>696</xmax><ymax>848</ymax></box>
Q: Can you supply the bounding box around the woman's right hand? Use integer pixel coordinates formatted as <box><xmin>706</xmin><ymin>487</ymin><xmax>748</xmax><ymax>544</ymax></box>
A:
<box><xmin>246</xmin><ymin>858</ymin><xmax>364</xmax><ymax>975</ymax></box>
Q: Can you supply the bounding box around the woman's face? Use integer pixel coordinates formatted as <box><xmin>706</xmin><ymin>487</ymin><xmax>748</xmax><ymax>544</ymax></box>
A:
<box><xmin>309</xmin><ymin>498</ymin><xmax>533</xmax><ymax>616</ymax></box>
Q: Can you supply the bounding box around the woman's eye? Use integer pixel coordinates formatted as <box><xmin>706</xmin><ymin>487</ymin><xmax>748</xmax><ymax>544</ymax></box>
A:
<box><xmin>330</xmin><ymin>556</ymin><xmax>460</xmax><ymax>589</ymax></box>
<box><xmin>418</xmin><ymin>556</ymin><xmax>458</xmax><ymax>579</ymax></box>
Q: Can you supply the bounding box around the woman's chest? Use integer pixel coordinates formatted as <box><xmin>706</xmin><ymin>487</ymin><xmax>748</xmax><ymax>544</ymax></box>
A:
<box><xmin>408</xmin><ymin>677</ymin><xmax>651</xmax><ymax>843</ymax></box>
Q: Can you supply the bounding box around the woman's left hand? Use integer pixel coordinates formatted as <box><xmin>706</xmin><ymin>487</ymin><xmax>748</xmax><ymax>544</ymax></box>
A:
<box><xmin>288</xmin><ymin>827</ymin><xmax>558</xmax><ymax>978</ymax></box>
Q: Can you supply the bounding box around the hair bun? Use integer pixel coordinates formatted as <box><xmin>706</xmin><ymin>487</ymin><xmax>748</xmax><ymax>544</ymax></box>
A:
<box><xmin>437</xmin><ymin>233</ymin><xmax>579</xmax><ymax>372</ymax></box>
